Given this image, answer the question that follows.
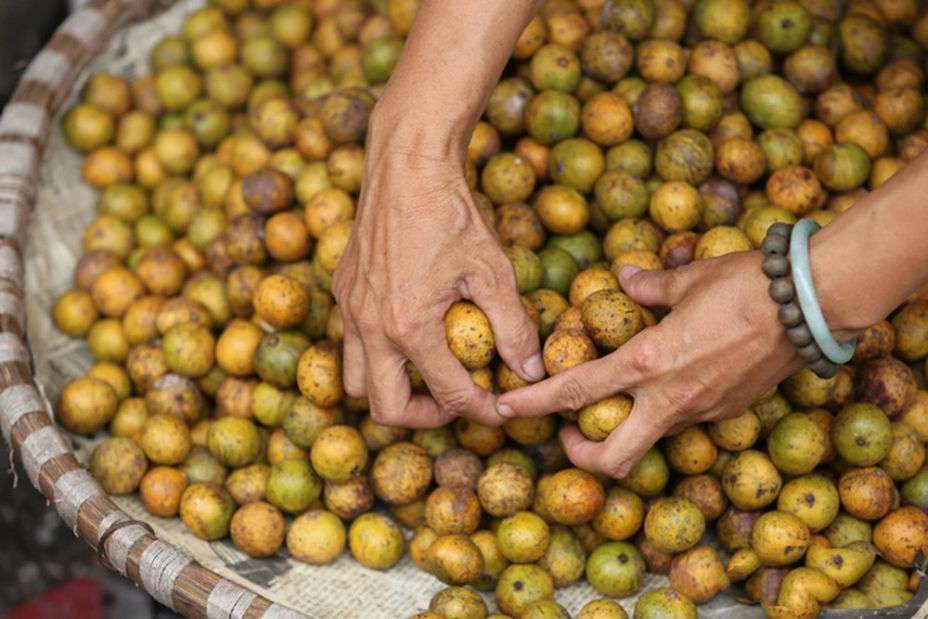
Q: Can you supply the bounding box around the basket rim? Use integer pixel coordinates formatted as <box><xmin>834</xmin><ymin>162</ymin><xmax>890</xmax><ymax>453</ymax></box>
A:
<box><xmin>0</xmin><ymin>1</ymin><xmax>307</xmax><ymax>617</ymax></box>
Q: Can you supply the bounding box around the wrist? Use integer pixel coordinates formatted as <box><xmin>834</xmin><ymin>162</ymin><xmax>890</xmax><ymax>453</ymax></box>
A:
<box><xmin>808</xmin><ymin>232</ymin><xmax>878</xmax><ymax>342</ymax></box>
<box><xmin>367</xmin><ymin>95</ymin><xmax>475</xmax><ymax>166</ymax></box>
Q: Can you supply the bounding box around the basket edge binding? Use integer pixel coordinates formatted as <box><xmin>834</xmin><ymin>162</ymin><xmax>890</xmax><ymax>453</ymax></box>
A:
<box><xmin>0</xmin><ymin>2</ymin><xmax>309</xmax><ymax>617</ymax></box>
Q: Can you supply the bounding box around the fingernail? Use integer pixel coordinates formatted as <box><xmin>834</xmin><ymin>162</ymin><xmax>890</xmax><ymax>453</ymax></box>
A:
<box><xmin>619</xmin><ymin>265</ymin><xmax>642</xmax><ymax>282</ymax></box>
<box><xmin>497</xmin><ymin>403</ymin><xmax>516</xmax><ymax>419</ymax></box>
<box><xmin>522</xmin><ymin>355</ymin><xmax>546</xmax><ymax>381</ymax></box>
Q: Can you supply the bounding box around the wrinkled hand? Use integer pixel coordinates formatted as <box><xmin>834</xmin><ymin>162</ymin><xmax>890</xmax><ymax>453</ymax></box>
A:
<box><xmin>497</xmin><ymin>251</ymin><xmax>804</xmax><ymax>478</ymax></box>
<box><xmin>333</xmin><ymin>148</ymin><xmax>543</xmax><ymax>428</ymax></box>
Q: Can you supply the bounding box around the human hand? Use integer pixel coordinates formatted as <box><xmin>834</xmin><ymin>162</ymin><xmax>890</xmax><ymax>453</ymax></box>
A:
<box><xmin>496</xmin><ymin>251</ymin><xmax>804</xmax><ymax>478</ymax></box>
<box><xmin>333</xmin><ymin>143</ymin><xmax>543</xmax><ymax>429</ymax></box>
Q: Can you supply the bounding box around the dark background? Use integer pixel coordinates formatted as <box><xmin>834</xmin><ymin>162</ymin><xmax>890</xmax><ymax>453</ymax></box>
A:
<box><xmin>0</xmin><ymin>0</ymin><xmax>70</xmax><ymax>105</ymax></box>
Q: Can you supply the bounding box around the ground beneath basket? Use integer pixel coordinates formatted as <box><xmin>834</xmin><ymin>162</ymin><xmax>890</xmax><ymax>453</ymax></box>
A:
<box><xmin>0</xmin><ymin>440</ymin><xmax>176</xmax><ymax>618</ymax></box>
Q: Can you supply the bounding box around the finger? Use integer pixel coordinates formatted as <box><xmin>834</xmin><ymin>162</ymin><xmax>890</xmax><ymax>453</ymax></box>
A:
<box><xmin>340</xmin><ymin>313</ymin><xmax>368</xmax><ymax>398</ymax></box>
<box><xmin>618</xmin><ymin>265</ymin><xmax>687</xmax><ymax>307</ymax></box>
<box><xmin>496</xmin><ymin>348</ymin><xmax>643</xmax><ymax>419</ymax></box>
<box><xmin>664</xmin><ymin>413</ymin><xmax>710</xmax><ymax>437</ymax></box>
<box><xmin>601</xmin><ymin>403</ymin><xmax>674</xmax><ymax>478</ymax></box>
<box><xmin>404</xmin><ymin>321</ymin><xmax>504</xmax><ymax>427</ymax></box>
<box><xmin>560</xmin><ymin>401</ymin><xmax>669</xmax><ymax>479</ymax></box>
<box><xmin>466</xmin><ymin>263</ymin><xmax>544</xmax><ymax>384</ymax></box>
<box><xmin>365</xmin><ymin>343</ymin><xmax>456</xmax><ymax>429</ymax></box>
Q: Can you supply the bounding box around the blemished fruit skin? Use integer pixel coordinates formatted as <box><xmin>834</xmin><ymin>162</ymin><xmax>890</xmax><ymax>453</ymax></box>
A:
<box><xmin>47</xmin><ymin>2</ymin><xmax>928</xmax><ymax>617</ymax></box>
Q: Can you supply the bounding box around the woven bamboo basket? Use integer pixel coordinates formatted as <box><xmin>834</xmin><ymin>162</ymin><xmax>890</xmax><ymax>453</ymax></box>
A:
<box><xmin>1</xmin><ymin>0</ymin><xmax>927</xmax><ymax>617</ymax></box>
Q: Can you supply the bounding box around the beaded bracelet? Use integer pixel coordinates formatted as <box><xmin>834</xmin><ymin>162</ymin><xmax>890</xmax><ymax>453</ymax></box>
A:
<box><xmin>760</xmin><ymin>222</ymin><xmax>841</xmax><ymax>379</ymax></box>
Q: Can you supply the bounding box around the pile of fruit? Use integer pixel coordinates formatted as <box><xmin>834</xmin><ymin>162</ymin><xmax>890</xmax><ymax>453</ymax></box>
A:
<box><xmin>50</xmin><ymin>0</ymin><xmax>928</xmax><ymax>616</ymax></box>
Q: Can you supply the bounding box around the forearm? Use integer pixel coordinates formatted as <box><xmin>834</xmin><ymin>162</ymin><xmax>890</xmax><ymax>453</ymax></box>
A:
<box><xmin>368</xmin><ymin>0</ymin><xmax>545</xmax><ymax>161</ymax></box>
<box><xmin>813</xmin><ymin>150</ymin><xmax>928</xmax><ymax>339</ymax></box>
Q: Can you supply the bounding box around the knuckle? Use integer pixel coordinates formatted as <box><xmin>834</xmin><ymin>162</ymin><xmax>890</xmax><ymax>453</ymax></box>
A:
<box><xmin>368</xmin><ymin>402</ymin><xmax>400</xmax><ymax>426</ymax></box>
<box><xmin>628</xmin><ymin>336</ymin><xmax>666</xmax><ymax>377</ymax></box>
<box><xmin>503</xmin><ymin>318</ymin><xmax>537</xmax><ymax>351</ymax></box>
<box><xmin>664</xmin><ymin>375</ymin><xmax>713</xmax><ymax>419</ymax></box>
<box><xmin>465</xmin><ymin>272</ymin><xmax>497</xmax><ymax>301</ymax></box>
<box><xmin>492</xmin><ymin>253</ymin><xmax>518</xmax><ymax>281</ymax></box>
<box><xmin>435</xmin><ymin>385</ymin><xmax>478</xmax><ymax>417</ymax></box>
<box><xmin>383</xmin><ymin>305</ymin><xmax>418</xmax><ymax>342</ymax></box>
<box><xmin>495</xmin><ymin>266</ymin><xmax>520</xmax><ymax>295</ymax></box>
<box><xmin>334</xmin><ymin>290</ymin><xmax>360</xmax><ymax>318</ymax></box>
<box><xmin>351</xmin><ymin>311</ymin><xmax>376</xmax><ymax>337</ymax></box>
<box><xmin>667</xmin><ymin>384</ymin><xmax>700</xmax><ymax>414</ymax></box>
<box><xmin>602</xmin><ymin>453</ymin><xmax>638</xmax><ymax>480</ymax></box>
<box><xmin>470</xmin><ymin>255</ymin><xmax>515</xmax><ymax>295</ymax></box>
<box><xmin>557</xmin><ymin>374</ymin><xmax>589</xmax><ymax>412</ymax></box>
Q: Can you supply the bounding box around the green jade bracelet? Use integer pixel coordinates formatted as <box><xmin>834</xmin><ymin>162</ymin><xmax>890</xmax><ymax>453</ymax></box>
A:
<box><xmin>789</xmin><ymin>218</ymin><xmax>856</xmax><ymax>365</ymax></box>
<box><xmin>760</xmin><ymin>221</ymin><xmax>857</xmax><ymax>378</ymax></box>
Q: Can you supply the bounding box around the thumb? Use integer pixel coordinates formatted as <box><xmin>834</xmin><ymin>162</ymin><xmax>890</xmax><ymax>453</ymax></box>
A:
<box><xmin>466</xmin><ymin>272</ymin><xmax>544</xmax><ymax>385</ymax></box>
<box><xmin>619</xmin><ymin>265</ymin><xmax>685</xmax><ymax>308</ymax></box>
